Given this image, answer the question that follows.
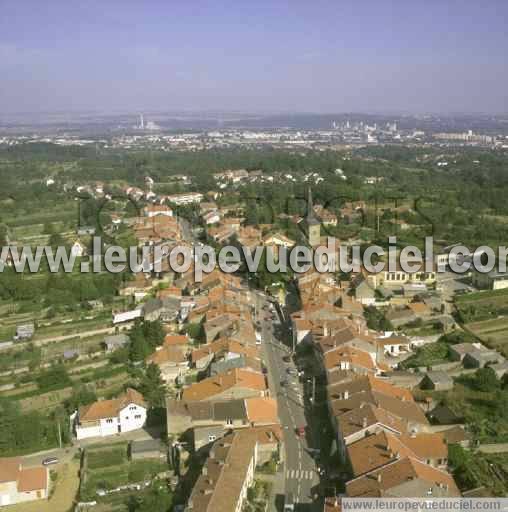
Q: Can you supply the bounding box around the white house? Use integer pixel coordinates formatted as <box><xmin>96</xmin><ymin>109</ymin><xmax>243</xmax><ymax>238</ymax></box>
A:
<box><xmin>203</xmin><ymin>210</ymin><xmax>221</xmax><ymax>225</ymax></box>
<box><xmin>263</xmin><ymin>233</ymin><xmax>295</xmax><ymax>249</ymax></box>
<box><xmin>166</xmin><ymin>192</ymin><xmax>203</xmax><ymax>205</ymax></box>
<box><xmin>73</xmin><ymin>388</ymin><xmax>147</xmax><ymax>440</ymax></box>
<box><xmin>0</xmin><ymin>458</ymin><xmax>48</xmax><ymax>507</ymax></box>
<box><xmin>144</xmin><ymin>205</ymin><xmax>173</xmax><ymax>218</ymax></box>
<box><xmin>70</xmin><ymin>240</ymin><xmax>86</xmax><ymax>257</ymax></box>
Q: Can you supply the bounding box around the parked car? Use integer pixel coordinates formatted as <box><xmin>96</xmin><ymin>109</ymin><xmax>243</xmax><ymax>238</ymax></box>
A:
<box><xmin>282</xmin><ymin>355</ymin><xmax>291</xmax><ymax>363</ymax></box>
<box><xmin>284</xmin><ymin>493</ymin><xmax>295</xmax><ymax>512</ymax></box>
<box><xmin>42</xmin><ymin>457</ymin><xmax>59</xmax><ymax>466</ymax></box>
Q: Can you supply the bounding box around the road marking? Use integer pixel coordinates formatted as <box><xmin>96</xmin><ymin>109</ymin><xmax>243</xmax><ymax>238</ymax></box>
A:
<box><xmin>287</xmin><ymin>469</ymin><xmax>298</xmax><ymax>479</ymax></box>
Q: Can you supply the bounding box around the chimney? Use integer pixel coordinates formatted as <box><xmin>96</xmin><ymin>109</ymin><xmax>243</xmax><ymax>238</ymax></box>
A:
<box><xmin>344</xmin><ymin>390</ymin><xmax>349</xmax><ymax>400</ymax></box>
<box><xmin>210</xmin><ymin>450</ymin><xmax>215</xmax><ymax>459</ymax></box>
<box><xmin>202</xmin><ymin>466</ymin><xmax>208</xmax><ymax>476</ymax></box>
<box><xmin>362</xmin><ymin>417</ymin><xmax>368</xmax><ymax>428</ymax></box>
<box><xmin>377</xmin><ymin>473</ymin><xmax>382</xmax><ymax>483</ymax></box>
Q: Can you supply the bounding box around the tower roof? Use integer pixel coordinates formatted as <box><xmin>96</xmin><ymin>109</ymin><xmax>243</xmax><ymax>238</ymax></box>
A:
<box><xmin>306</xmin><ymin>188</ymin><xmax>320</xmax><ymax>225</ymax></box>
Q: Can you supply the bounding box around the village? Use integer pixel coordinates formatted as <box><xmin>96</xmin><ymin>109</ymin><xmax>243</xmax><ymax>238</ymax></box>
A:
<box><xmin>1</xmin><ymin>158</ymin><xmax>508</xmax><ymax>512</ymax></box>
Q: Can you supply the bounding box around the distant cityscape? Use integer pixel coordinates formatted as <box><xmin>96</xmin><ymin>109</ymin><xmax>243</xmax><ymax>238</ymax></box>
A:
<box><xmin>1</xmin><ymin>112</ymin><xmax>507</xmax><ymax>151</ymax></box>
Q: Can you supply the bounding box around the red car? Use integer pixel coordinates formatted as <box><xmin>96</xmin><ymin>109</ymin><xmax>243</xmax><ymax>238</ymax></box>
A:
<box><xmin>296</xmin><ymin>426</ymin><xmax>306</xmax><ymax>438</ymax></box>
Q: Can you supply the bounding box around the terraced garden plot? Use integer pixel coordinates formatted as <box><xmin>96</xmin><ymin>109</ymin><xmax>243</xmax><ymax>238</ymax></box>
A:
<box><xmin>455</xmin><ymin>289</ymin><xmax>508</xmax><ymax>356</ymax></box>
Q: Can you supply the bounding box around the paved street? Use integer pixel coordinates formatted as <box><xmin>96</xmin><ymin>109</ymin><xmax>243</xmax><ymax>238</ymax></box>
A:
<box><xmin>253</xmin><ymin>291</ymin><xmax>320</xmax><ymax>511</ymax></box>
<box><xmin>22</xmin><ymin>425</ymin><xmax>162</xmax><ymax>468</ymax></box>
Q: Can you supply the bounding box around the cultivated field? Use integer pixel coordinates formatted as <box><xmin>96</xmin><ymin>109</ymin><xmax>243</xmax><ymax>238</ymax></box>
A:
<box><xmin>456</xmin><ymin>289</ymin><xmax>508</xmax><ymax>356</ymax></box>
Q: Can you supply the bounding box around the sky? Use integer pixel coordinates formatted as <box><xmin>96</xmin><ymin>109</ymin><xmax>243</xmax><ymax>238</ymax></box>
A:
<box><xmin>1</xmin><ymin>0</ymin><xmax>507</xmax><ymax>115</ymax></box>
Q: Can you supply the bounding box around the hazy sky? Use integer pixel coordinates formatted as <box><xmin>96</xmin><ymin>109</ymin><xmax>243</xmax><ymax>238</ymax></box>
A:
<box><xmin>1</xmin><ymin>0</ymin><xmax>507</xmax><ymax>114</ymax></box>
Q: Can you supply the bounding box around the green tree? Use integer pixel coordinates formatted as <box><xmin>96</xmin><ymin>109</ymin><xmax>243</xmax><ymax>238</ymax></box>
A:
<box><xmin>129</xmin><ymin>334</ymin><xmax>151</xmax><ymax>362</ymax></box>
<box><xmin>474</xmin><ymin>367</ymin><xmax>499</xmax><ymax>392</ymax></box>
<box><xmin>64</xmin><ymin>386</ymin><xmax>97</xmax><ymax>413</ymax></box>
<box><xmin>143</xmin><ymin>320</ymin><xmax>165</xmax><ymax>348</ymax></box>
<box><xmin>139</xmin><ymin>363</ymin><xmax>166</xmax><ymax>408</ymax></box>
<box><xmin>127</xmin><ymin>482</ymin><xmax>172</xmax><ymax>512</ymax></box>
<box><xmin>36</xmin><ymin>363</ymin><xmax>71</xmax><ymax>391</ymax></box>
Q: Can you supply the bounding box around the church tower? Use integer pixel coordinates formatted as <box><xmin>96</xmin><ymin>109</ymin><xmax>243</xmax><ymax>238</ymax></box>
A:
<box><xmin>304</xmin><ymin>188</ymin><xmax>321</xmax><ymax>246</ymax></box>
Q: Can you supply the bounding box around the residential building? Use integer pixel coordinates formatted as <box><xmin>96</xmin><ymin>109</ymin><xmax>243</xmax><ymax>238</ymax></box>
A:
<box><xmin>346</xmin><ymin>456</ymin><xmax>460</xmax><ymax>497</ymax></box>
<box><xmin>346</xmin><ymin>431</ymin><xmax>448</xmax><ymax>477</ymax></box>
<box><xmin>365</xmin><ymin>263</ymin><xmax>436</xmax><ymax>289</ymax></box>
<box><xmin>0</xmin><ymin>458</ymin><xmax>48</xmax><ymax>506</ymax></box>
<box><xmin>14</xmin><ymin>323</ymin><xmax>35</xmax><ymax>341</ymax></box>
<box><xmin>186</xmin><ymin>427</ymin><xmax>281</xmax><ymax>512</ymax></box>
<box><xmin>147</xmin><ymin>344</ymin><xmax>190</xmax><ymax>383</ymax></box>
<box><xmin>73</xmin><ymin>388</ymin><xmax>147</xmax><ymax>440</ymax></box>
<box><xmin>70</xmin><ymin>239</ymin><xmax>86</xmax><ymax>257</ymax></box>
<box><xmin>420</xmin><ymin>371</ymin><xmax>454</xmax><ymax>391</ymax></box>
<box><xmin>166</xmin><ymin>396</ymin><xmax>279</xmax><ymax>450</ymax></box>
<box><xmin>143</xmin><ymin>204</ymin><xmax>173</xmax><ymax>217</ymax></box>
<box><xmin>181</xmin><ymin>369</ymin><xmax>267</xmax><ymax>402</ymax></box>
<box><xmin>166</xmin><ymin>192</ymin><xmax>204</xmax><ymax>205</ymax></box>
<box><xmin>472</xmin><ymin>268</ymin><xmax>508</xmax><ymax>290</ymax></box>
<box><xmin>104</xmin><ymin>333</ymin><xmax>130</xmax><ymax>352</ymax></box>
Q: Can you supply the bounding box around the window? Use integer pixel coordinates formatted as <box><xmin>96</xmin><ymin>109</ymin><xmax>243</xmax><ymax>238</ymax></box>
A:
<box><xmin>226</xmin><ymin>418</ymin><xmax>233</xmax><ymax>426</ymax></box>
<box><xmin>125</xmin><ymin>416</ymin><xmax>129</xmax><ymax>420</ymax></box>
<box><xmin>135</xmin><ymin>414</ymin><xmax>142</xmax><ymax>419</ymax></box>
<box><xmin>106</xmin><ymin>418</ymin><xmax>113</xmax><ymax>424</ymax></box>
<box><xmin>208</xmin><ymin>434</ymin><xmax>217</xmax><ymax>442</ymax></box>
<box><xmin>129</xmin><ymin>406</ymin><xmax>136</xmax><ymax>411</ymax></box>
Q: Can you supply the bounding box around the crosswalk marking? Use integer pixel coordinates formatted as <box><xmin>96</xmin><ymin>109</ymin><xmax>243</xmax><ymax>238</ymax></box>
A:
<box><xmin>286</xmin><ymin>469</ymin><xmax>314</xmax><ymax>480</ymax></box>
